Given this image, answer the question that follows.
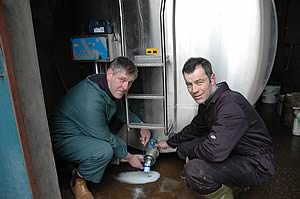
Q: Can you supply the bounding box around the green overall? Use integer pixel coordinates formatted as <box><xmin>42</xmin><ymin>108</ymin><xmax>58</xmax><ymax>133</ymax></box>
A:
<box><xmin>50</xmin><ymin>78</ymin><xmax>141</xmax><ymax>183</ymax></box>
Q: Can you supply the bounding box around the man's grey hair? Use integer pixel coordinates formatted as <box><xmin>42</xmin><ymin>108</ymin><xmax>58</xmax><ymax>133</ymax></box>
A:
<box><xmin>109</xmin><ymin>56</ymin><xmax>138</xmax><ymax>78</ymax></box>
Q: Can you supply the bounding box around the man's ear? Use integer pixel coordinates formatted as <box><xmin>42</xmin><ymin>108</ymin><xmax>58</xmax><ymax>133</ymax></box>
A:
<box><xmin>210</xmin><ymin>73</ymin><xmax>216</xmax><ymax>86</ymax></box>
<box><xmin>106</xmin><ymin>68</ymin><xmax>113</xmax><ymax>80</ymax></box>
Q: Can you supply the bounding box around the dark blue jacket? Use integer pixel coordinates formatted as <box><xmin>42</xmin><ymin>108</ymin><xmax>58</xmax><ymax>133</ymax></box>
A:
<box><xmin>167</xmin><ymin>82</ymin><xmax>274</xmax><ymax>175</ymax></box>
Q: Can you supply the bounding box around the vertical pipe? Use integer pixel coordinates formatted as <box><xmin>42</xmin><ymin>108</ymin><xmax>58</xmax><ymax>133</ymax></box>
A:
<box><xmin>118</xmin><ymin>0</ymin><xmax>125</xmax><ymax>56</ymax></box>
<box><xmin>118</xmin><ymin>0</ymin><xmax>129</xmax><ymax>145</ymax></box>
<box><xmin>160</xmin><ymin>0</ymin><xmax>168</xmax><ymax>135</ymax></box>
<box><xmin>95</xmin><ymin>62</ymin><xmax>99</xmax><ymax>74</ymax></box>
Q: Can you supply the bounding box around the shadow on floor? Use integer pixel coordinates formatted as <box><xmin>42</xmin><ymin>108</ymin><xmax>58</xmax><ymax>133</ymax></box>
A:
<box><xmin>57</xmin><ymin>103</ymin><xmax>300</xmax><ymax>199</ymax></box>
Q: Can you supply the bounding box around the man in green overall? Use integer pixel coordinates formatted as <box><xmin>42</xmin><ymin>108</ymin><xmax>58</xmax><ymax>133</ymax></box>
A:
<box><xmin>50</xmin><ymin>56</ymin><xmax>151</xmax><ymax>199</ymax></box>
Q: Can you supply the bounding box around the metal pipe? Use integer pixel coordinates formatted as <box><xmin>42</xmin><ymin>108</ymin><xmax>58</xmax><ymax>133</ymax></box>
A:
<box><xmin>118</xmin><ymin>0</ymin><xmax>125</xmax><ymax>56</ymax></box>
<box><xmin>160</xmin><ymin>0</ymin><xmax>168</xmax><ymax>135</ymax></box>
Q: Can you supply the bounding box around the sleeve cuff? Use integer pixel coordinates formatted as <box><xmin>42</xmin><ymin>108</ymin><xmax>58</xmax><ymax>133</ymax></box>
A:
<box><xmin>166</xmin><ymin>139</ymin><xmax>178</xmax><ymax>148</ymax></box>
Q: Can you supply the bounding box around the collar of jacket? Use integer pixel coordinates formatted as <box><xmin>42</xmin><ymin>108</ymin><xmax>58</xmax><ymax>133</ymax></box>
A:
<box><xmin>202</xmin><ymin>82</ymin><xmax>229</xmax><ymax>110</ymax></box>
<box><xmin>87</xmin><ymin>73</ymin><xmax>117</xmax><ymax>100</ymax></box>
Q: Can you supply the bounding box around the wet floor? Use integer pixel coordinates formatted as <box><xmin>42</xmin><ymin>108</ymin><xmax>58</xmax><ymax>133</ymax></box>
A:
<box><xmin>57</xmin><ymin>104</ymin><xmax>300</xmax><ymax>199</ymax></box>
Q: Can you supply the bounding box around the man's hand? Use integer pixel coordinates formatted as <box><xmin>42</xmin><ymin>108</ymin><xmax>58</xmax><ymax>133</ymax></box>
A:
<box><xmin>157</xmin><ymin>140</ymin><xmax>170</xmax><ymax>150</ymax></box>
<box><xmin>140</xmin><ymin>129</ymin><xmax>151</xmax><ymax>146</ymax></box>
<box><xmin>126</xmin><ymin>153</ymin><xmax>144</xmax><ymax>170</ymax></box>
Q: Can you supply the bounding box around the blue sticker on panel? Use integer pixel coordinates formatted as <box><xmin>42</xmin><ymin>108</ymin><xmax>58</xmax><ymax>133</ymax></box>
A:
<box><xmin>71</xmin><ymin>36</ymin><xmax>109</xmax><ymax>61</ymax></box>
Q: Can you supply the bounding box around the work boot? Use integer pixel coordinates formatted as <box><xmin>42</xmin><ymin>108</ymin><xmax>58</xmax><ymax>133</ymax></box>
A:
<box><xmin>70</xmin><ymin>170</ymin><xmax>94</xmax><ymax>199</ymax></box>
<box><xmin>203</xmin><ymin>184</ymin><xmax>234</xmax><ymax>199</ymax></box>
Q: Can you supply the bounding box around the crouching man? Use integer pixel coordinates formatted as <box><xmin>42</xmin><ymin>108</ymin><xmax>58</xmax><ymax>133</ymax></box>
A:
<box><xmin>50</xmin><ymin>57</ymin><xmax>151</xmax><ymax>199</ymax></box>
<box><xmin>158</xmin><ymin>57</ymin><xmax>274</xmax><ymax>199</ymax></box>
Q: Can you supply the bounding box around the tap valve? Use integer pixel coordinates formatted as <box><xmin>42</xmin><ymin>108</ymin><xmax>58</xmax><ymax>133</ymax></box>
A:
<box><xmin>143</xmin><ymin>138</ymin><xmax>159</xmax><ymax>174</ymax></box>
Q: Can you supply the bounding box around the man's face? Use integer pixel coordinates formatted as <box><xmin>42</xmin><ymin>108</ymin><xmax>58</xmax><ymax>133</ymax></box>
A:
<box><xmin>106</xmin><ymin>68</ymin><xmax>136</xmax><ymax>99</ymax></box>
<box><xmin>183</xmin><ymin>66</ymin><xmax>216</xmax><ymax>104</ymax></box>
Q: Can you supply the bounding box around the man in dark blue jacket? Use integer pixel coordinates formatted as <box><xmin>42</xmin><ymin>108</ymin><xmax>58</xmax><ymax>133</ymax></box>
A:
<box><xmin>158</xmin><ymin>57</ymin><xmax>274</xmax><ymax>199</ymax></box>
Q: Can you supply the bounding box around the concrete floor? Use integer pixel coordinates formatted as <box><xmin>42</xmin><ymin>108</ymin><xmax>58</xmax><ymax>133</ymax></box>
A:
<box><xmin>57</xmin><ymin>103</ymin><xmax>300</xmax><ymax>199</ymax></box>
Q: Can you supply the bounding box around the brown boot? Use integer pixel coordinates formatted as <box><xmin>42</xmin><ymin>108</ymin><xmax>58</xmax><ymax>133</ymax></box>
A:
<box><xmin>70</xmin><ymin>170</ymin><xmax>94</xmax><ymax>199</ymax></box>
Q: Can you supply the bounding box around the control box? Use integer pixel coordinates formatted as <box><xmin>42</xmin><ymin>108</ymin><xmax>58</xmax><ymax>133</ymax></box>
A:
<box><xmin>71</xmin><ymin>34</ymin><xmax>119</xmax><ymax>62</ymax></box>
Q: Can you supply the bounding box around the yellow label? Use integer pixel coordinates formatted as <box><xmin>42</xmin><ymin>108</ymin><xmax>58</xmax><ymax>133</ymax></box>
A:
<box><xmin>146</xmin><ymin>48</ymin><xmax>159</xmax><ymax>55</ymax></box>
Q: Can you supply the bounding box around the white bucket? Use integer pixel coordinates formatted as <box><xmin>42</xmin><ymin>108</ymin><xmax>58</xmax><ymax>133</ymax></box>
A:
<box><xmin>261</xmin><ymin>85</ymin><xmax>280</xmax><ymax>104</ymax></box>
<box><xmin>292</xmin><ymin>109</ymin><xmax>300</xmax><ymax>136</ymax></box>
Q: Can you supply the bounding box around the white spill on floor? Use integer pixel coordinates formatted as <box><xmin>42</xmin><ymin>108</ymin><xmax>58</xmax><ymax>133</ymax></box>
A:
<box><xmin>115</xmin><ymin>171</ymin><xmax>160</xmax><ymax>184</ymax></box>
<box><xmin>130</xmin><ymin>187</ymin><xmax>145</xmax><ymax>199</ymax></box>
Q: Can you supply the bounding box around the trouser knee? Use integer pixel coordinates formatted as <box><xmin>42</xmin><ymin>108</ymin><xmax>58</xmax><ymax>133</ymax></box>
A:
<box><xmin>184</xmin><ymin>159</ymin><xmax>221</xmax><ymax>195</ymax></box>
<box><xmin>79</xmin><ymin>147</ymin><xmax>114</xmax><ymax>183</ymax></box>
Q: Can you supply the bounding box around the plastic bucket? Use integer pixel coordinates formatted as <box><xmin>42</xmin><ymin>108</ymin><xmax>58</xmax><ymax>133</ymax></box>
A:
<box><xmin>262</xmin><ymin>85</ymin><xmax>280</xmax><ymax>104</ymax></box>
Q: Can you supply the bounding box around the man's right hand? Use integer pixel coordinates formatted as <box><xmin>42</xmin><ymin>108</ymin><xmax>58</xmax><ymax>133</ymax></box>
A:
<box><xmin>157</xmin><ymin>140</ymin><xmax>170</xmax><ymax>150</ymax></box>
<box><xmin>126</xmin><ymin>153</ymin><xmax>144</xmax><ymax>170</ymax></box>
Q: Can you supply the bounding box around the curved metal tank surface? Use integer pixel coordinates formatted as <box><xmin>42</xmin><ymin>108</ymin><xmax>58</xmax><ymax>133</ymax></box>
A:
<box><xmin>120</xmin><ymin>0</ymin><xmax>278</xmax><ymax>149</ymax></box>
<box><xmin>170</xmin><ymin>0</ymin><xmax>278</xmax><ymax>132</ymax></box>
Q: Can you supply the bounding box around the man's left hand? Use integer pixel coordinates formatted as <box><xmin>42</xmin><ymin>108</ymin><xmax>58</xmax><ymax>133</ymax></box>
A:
<box><xmin>140</xmin><ymin>129</ymin><xmax>151</xmax><ymax>146</ymax></box>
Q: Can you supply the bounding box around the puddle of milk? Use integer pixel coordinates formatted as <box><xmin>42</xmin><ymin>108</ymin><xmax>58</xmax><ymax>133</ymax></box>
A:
<box><xmin>130</xmin><ymin>187</ymin><xmax>145</xmax><ymax>199</ymax></box>
<box><xmin>115</xmin><ymin>171</ymin><xmax>160</xmax><ymax>184</ymax></box>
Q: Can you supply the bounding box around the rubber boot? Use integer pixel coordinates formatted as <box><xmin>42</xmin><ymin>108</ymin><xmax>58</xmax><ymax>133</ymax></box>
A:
<box><xmin>231</xmin><ymin>186</ymin><xmax>250</xmax><ymax>198</ymax></box>
<box><xmin>203</xmin><ymin>184</ymin><xmax>234</xmax><ymax>199</ymax></box>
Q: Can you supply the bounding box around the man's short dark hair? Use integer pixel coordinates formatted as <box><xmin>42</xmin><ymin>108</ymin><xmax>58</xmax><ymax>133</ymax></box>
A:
<box><xmin>109</xmin><ymin>56</ymin><xmax>138</xmax><ymax>78</ymax></box>
<box><xmin>182</xmin><ymin>57</ymin><xmax>213</xmax><ymax>78</ymax></box>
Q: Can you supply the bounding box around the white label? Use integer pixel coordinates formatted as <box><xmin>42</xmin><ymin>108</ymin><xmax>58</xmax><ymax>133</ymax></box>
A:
<box><xmin>94</xmin><ymin>27</ymin><xmax>104</xmax><ymax>33</ymax></box>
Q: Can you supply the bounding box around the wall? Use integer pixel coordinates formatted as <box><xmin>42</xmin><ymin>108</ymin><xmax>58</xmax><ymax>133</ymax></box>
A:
<box><xmin>2</xmin><ymin>0</ymin><xmax>61</xmax><ymax>198</ymax></box>
<box><xmin>271</xmin><ymin>0</ymin><xmax>300</xmax><ymax>93</ymax></box>
<box><xmin>0</xmin><ymin>21</ymin><xmax>32</xmax><ymax>199</ymax></box>
<box><xmin>30</xmin><ymin>0</ymin><xmax>122</xmax><ymax>116</ymax></box>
